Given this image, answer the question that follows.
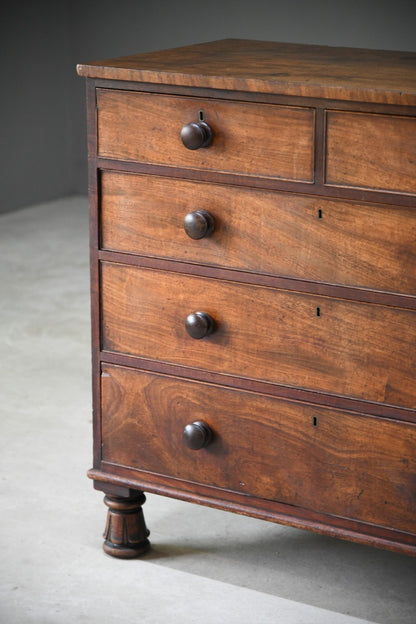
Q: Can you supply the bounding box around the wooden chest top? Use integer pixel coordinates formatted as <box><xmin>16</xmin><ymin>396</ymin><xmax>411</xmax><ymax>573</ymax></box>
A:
<box><xmin>78</xmin><ymin>38</ymin><xmax>416</xmax><ymax>557</ymax></box>
<box><xmin>77</xmin><ymin>38</ymin><xmax>416</xmax><ymax>105</ymax></box>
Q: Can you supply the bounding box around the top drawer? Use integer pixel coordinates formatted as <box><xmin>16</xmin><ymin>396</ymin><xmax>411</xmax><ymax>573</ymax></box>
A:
<box><xmin>96</xmin><ymin>89</ymin><xmax>315</xmax><ymax>183</ymax></box>
<box><xmin>326</xmin><ymin>111</ymin><xmax>416</xmax><ymax>195</ymax></box>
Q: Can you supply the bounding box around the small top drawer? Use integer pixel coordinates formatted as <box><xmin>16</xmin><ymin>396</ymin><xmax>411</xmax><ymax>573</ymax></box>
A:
<box><xmin>96</xmin><ymin>89</ymin><xmax>315</xmax><ymax>183</ymax></box>
<box><xmin>326</xmin><ymin>111</ymin><xmax>416</xmax><ymax>195</ymax></box>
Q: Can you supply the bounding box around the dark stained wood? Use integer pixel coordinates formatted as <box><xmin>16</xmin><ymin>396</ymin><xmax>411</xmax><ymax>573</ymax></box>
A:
<box><xmin>326</xmin><ymin>111</ymin><xmax>416</xmax><ymax>195</ymax></box>
<box><xmin>90</xmin><ymin>466</ymin><xmax>416</xmax><ymax>555</ymax></box>
<box><xmin>97</xmin><ymin>156</ymin><xmax>416</xmax><ymax>208</ymax></box>
<box><xmin>100</xmin><ymin>170</ymin><xmax>416</xmax><ymax>296</ymax></box>
<box><xmin>100</xmin><ymin>351</ymin><xmax>416</xmax><ymax>424</ymax></box>
<box><xmin>100</xmin><ymin>262</ymin><xmax>416</xmax><ymax>409</ymax></box>
<box><xmin>183</xmin><ymin>209</ymin><xmax>215</xmax><ymax>240</ymax></box>
<box><xmin>102</xmin><ymin>491</ymin><xmax>150</xmax><ymax>558</ymax></box>
<box><xmin>182</xmin><ymin>420</ymin><xmax>213</xmax><ymax>450</ymax></box>
<box><xmin>98</xmin><ymin>248</ymin><xmax>416</xmax><ymax>311</ymax></box>
<box><xmin>101</xmin><ymin>364</ymin><xmax>416</xmax><ymax>535</ymax></box>
<box><xmin>180</xmin><ymin>121</ymin><xmax>213</xmax><ymax>150</ymax></box>
<box><xmin>86</xmin><ymin>80</ymin><xmax>102</xmax><ymax>469</ymax></box>
<box><xmin>77</xmin><ymin>39</ymin><xmax>416</xmax><ymax>106</ymax></box>
<box><xmin>96</xmin><ymin>89</ymin><xmax>315</xmax><ymax>183</ymax></box>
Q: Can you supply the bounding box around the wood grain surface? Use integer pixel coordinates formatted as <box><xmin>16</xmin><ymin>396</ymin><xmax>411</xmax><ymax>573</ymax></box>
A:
<box><xmin>100</xmin><ymin>171</ymin><xmax>416</xmax><ymax>295</ymax></box>
<box><xmin>326</xmin><ymin>111</ymin><xmax>416</xmax><ymax>195</ymax></box>
<box><xmin>100</xmin><ymin>262</ymin><xmax>416</xmax><ymax>409</ymax></box>
<box><xmin>97</xmin><ymin>89</ymin><xmax>314</xmax><ymax>182</ymax></box>
<box><xmin>101</xmin><ymin>364</ymin><xmax>416</xmax><ymax>534</ymax></box>
<box><xmin>77</xmin><ymin>39</ymin><xmax>416</xmax><ymax>106</ymax></box>
<box><xmin>82</xmin><ymin>38</ymin><xmax>416</xmax><ymax>555</ymax></box>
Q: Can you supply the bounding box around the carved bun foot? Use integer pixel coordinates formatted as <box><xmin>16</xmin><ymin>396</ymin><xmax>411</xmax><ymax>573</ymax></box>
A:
<box><xmin>103</xmin><ymin>492</ymin><xmax>150</xmax><ymax>558</ymax></box>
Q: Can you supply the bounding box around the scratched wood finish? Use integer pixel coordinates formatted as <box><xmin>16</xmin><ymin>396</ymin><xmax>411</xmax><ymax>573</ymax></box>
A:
<box><xmin>101</xmin><ymin>364</ymin><xmax>416</xmax><ymax>534</ymax></box>
<box><xmin>100</xmin><ymin>262</ymin><xmax>416</xmax><ymax>409</ymax></box>
<box><xmin>96</xmin><ymin>89</ymin><xmax>315</xmax><ymax>182</ymax></box>
<box><xmin>77</xmin><ymin>39</ymin><xmax>416</xmax><ymax>106</ymax></box>
<box><xmin>101</xmin><ymin>170</ymin><xmax>416</xmax><ymax>296</ymax></box>
<box><xmin>326</xmin><ymin>111</ymin><xmax>416</xmax><ymax>195</ymax></box>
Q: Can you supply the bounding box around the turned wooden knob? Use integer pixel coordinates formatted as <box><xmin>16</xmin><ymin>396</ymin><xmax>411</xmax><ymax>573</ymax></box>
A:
<box><xmin>181</xmin><ymin>121</ymin><xmax>213</xmax><ymax>150</ymax></box>
<box><xmin>183</xmin><ymin>420</ymin><xmax>213</xmax><ymax>450</ymax></box>
<box><xmin>183</xmin><ymin>210</ymin><xmax>215</xmax><ymax>239</ymax></box>
<box><xmin>185</xmin><ymin>311</ymin><xmax>215</xmax><ymax>339</ymax></box>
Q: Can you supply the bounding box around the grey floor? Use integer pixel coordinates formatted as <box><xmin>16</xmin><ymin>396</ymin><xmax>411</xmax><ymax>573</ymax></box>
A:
<box><xmin>1</xmin><ymin>197</ymin><xmax>415</xmax><ymax>623</ymax></box>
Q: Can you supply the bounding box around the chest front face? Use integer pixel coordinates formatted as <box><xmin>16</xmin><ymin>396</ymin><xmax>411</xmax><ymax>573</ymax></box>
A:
<box><xmin>77</xmin><ymin>39</ymin><xmax>416</xmax><ymax>557</ymax></box>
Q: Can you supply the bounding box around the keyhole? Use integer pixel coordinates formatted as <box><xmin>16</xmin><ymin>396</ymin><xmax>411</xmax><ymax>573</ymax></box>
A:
<box><xmin>199</xmin><ymin>110</ymin><xmax>204</xmax><ymax>121</ymax></box>
<box><xmin>316</xmin><ymin>307</ymin><xmax>321</xmax><ymax>317</ymax></box>
<box><xmin>318</xmin><ymin>209</ymin><xmax>323</xmax><ymax>219</ymax></box>
<box><xmin>313</xmin><ymin>416</ymin><xmax>318</xmax><ymax>427</ymax></box>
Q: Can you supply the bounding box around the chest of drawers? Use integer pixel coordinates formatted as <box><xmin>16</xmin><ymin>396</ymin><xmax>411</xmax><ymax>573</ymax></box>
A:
<box><xmin>77</xmin><ymin>39</ymin><xmax>416</xmax><ymax>557</ymax></box>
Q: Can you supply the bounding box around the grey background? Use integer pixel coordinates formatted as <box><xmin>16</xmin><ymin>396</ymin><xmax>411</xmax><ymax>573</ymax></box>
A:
<box><xmin>1</xmin><ymin>0</ymin><xmax>416</xmax><ymax>214</ymax></box>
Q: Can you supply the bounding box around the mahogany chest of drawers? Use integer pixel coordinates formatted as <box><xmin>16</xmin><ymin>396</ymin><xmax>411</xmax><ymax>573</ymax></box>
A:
<box><xmin>77</xmin><ymin>39</ymin><xmax>416</xmax><ymax>557</ymax></box>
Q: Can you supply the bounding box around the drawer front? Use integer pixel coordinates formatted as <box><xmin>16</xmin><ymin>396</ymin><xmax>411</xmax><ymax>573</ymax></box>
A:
<box><xmin>326</xmin><ymin>111</ymin><xmax>416</xmax><ymax>195</ymax></box>
<box><xmin>101</xmin><ymin>262</ymin><xmax>416</xmax><ymax>409</ymax></box>
<box><xmin>96</xmin><ymin>89</ymin><xmax>315</xmax><ymax>182</ymax></box>
<box><xmin>101</xmin><ymin>364</ymin><xmax>416</xmax><ymax>534</ymax></box>
<box><xmin>101</xmin><ymin>170</ymin><xmax>416</xmax><ymax>296</ymax></box>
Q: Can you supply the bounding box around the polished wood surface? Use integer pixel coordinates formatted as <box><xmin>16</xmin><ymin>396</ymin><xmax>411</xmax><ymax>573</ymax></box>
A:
<box><xmin>100</xmin><ymin>171</ymin><xmax>416</xmax><ymax>296</ymax></box>
<box><xmin>101</xmin><ymin>364</ymin><xmax>416</xmax><ymax>534</ymax></box>
<box><xmin>97</xmin><ymin>89</ymin><xmax>315</xmax><ymax>182</ymax></box>
<box><xmin>101</xmin><ymin>262</ymin><xmax>416</xmax><ymax>409</ymax></box>
<box><xmin>77</xmin><ymin>39</ymin><xmax>416</xmax><ymax>106</ymax></box>
<box><xmin>80</xmin><ymin>39</ymin><xmax>416</xmax><ymax>556</ymax></box>
<box><xmin>326</xmin><ymin>111</ymin><xmax>416</xmax><ymax>194</ymax></box>
<box><xmin>102</xmin><ymin>491</ymin><xmax>150</xmax><ymax>558</ymax></box>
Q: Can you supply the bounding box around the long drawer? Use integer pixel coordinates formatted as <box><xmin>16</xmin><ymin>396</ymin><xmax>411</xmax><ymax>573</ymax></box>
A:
<box><xmin>101</xmin><ymin>363</ymin><xmax>416</xmax><ymax>534</ymax></box>
<box><xmin>96</xmin><ymin>89</ymin><xmax>315</xmax><ymax>182</ymax></box>
<box><xmin>100</xmin><ymin>170</ymin><xmax>416</xmax><ymax>296</ymax></box>
<box><xmin>100</xmin><ymin>262</ymin><xmax>416</xmax><ymax>409</ymax></box>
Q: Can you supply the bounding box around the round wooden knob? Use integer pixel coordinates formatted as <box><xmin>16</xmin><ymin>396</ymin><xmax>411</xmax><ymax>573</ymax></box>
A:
<box><xmin>185</xmin><ymin>311</ymin><xmax>215</xmax><ymax>339</ymax></box>
<box><xmin>183</xmin><ymin>210</ymin><xmax>215</xmax><ymax>239</ymax></box>
<box><xmin>181</xmin><ymin>121</ymin><xmax>213</xmax><ymax>150</ymax></box>
<box><xmin>183</xmin><ymin>421</ymin><xmax>213</xmax><ymax>450</ymax></box>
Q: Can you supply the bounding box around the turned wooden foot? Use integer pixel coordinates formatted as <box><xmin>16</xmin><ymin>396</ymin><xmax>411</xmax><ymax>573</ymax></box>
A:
<box><xmin>103</xmin><ymin>491</ymin><xmax>150</xmax><ymax>558</ymax></box>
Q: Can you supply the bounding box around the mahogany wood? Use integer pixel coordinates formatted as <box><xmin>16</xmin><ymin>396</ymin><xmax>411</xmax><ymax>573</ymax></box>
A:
<box><xmin>183</xmin><ymin>209</ymin><xmax>215</xmax><ymax>240</ymax></box>
<box><xmin>180</xmin><ymin>121</ymin><xmax>213</xmax><ymax>150</ymax></box>
<box><xmin>78</xmin><ymin>39</ymin><xmax>416</xmax><ymax>557</ymax></box>
<box><xmin>185</xmin><ymin>311</ymin><xmax>215</xmax><ymax>339</ymax></box>
<box><xmin>96</xmin><ymin>89</ymin><xmax>315</xmax><ymax>182</ymax></box>
<box><xmin>100</xmin><ymin>170</ymin><xmax>416</xmax><ymax>296</ymax></box>
<box><xmin>99</xmin><ymin>351</ymin><xmax>416</xmax><ymax>424</ymax></box>
<box><xmin>90</xmin><ymin>466</ymin><xmax>416</xmax><ymax>555</ymax></box>
<box><xmin>103</xmin><ymin>491</ymin><xmax>150</xmax><ymax>558</ymax></box>
<box><xmin>326</xmin><ymin>111</ymin><xmax>416</xmax><ymax>194</ymax></box>
<box><xmin>96</xmin><ymin>156</ymin><xmax>416</xmax><ymax>208</ymax></box>
<box><xmin>101</xmin><ymin>364</ymin><xmax>416</xmax><ymax>535</ymax></box>
<box><xmin>182</xmin><ymin>420</ymin><xmax>213</xmax><ymax>450</ymax></box>
<box><xmin>77</xmin><ymin>39</ymin><xmax>416</xmax><ymax>106</ymax></box>
<box><xmin>100</xmin><ymin>262</ymin><xmax>416</xmax><ymax>409</ymax></box>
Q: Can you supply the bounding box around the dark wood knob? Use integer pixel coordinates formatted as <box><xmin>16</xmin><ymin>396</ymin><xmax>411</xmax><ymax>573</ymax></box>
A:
<box><xmin>183</xmin><ymin>210</ymin><xmax>215</xmax><ymax>239</ymax></box>
<box><xmin>183</xmin><ymin>421</ymin><xmax>213</xmax><ymax>450</ymax></box>
<box><xmin>185</xmin><ymin>311</ymin><xmax>215</xmax><ymax>339</ymax></box>
<box><xmin>181</xmin><ymin>121</ymin><xmax>213</xmax><ymax>150</ymax></box>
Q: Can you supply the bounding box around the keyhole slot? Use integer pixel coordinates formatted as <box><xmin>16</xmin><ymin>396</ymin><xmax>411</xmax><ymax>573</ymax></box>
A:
<box><xmin>318</xmin><ymin>209</ymin><xmax>323</xmax><ymax>219</ymax></box>
<box><xmin>199</xmin><ymin>110</ymin><xmax>205</xmax><ymax>121</ymax></box>
<box><xmin>316</xmin><ymin>307</ymin><xmax>321</xmax><ymax>317</ymax></box>
<box><xmin>313</xmin><ymin>417</ymin><xmax>318</xmax><ymax>427</ymax></box>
